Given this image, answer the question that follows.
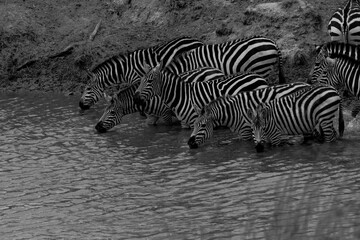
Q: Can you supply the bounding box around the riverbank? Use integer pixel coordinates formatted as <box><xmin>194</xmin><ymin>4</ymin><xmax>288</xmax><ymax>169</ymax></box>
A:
<box><xmin>0</xmin><ymin>0</ymin><xmax>340</xmax><ymax>94</ymax></box>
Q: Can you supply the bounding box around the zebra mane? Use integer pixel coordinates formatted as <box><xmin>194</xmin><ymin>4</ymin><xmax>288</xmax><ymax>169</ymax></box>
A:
<box><xmin>325</xmin><ymin>42</ymin><xmax>360</xmax><ymax>62</ymax></box>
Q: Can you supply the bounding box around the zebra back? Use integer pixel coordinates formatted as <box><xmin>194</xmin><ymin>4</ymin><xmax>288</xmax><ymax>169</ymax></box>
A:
<box><xmin>165</xmin><ymin>36</ymin><xmax>285</xmax><ymax>84</ymax></box>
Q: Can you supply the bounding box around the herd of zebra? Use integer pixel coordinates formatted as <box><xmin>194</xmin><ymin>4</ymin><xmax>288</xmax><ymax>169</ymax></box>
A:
<box><xmin>79</xmin><ymin>0</ymin><xmax>360</xmax><ymax>152</ymax></box>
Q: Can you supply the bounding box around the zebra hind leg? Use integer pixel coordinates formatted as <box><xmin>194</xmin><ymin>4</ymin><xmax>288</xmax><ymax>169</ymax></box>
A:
<box><xmin>321</xmin><ymin>121</ymin><xmax>338</xmax><ymax>142</ymax></box>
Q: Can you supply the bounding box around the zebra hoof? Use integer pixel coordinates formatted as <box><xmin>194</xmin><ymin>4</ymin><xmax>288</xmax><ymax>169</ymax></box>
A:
<box><xmin>255</xmin><ymin>143</ymin><xmax>264</xmax><ymax>153</ymax></box>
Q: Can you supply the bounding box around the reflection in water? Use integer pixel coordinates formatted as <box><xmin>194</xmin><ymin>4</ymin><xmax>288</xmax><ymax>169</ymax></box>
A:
<box><xmin>0</xmin><ymin>92</ymin><xmax>360</xmax><ymax>239</ymax></box>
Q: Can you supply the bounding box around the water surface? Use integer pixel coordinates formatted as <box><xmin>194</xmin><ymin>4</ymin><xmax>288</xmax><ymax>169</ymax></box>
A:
<box><xmin>1</xmin><ymin>92</ymin><xmax>360</xmax><ymax>239</ymax></box>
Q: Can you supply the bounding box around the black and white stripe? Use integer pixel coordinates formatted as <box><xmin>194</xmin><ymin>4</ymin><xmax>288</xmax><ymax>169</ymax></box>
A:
<box><xmin>95</xmin><ymin>67</ymin><xmax>225</xmax><ymax>132</ymax></box>
<box><xmin>165</xmin><ymin>36</ymin><xmax>285</xmax><ymax>83</ymax></box>
<box><xmin>247</xmin><ymin>85</ymin><xmax>344</xmax><ymax>152</ymax></box>
<box><xmin>79</xmin><ymin>36</ymin><xmax>204</xmax><ymax>110</ymax></box>
<box><xmin>133</xmin><ymin>64</ymin><xmax>269</xmax><ymax>128</ymax></box>
<box><xmin>187</xmin><ymin>82</ymin><xmax>310</xmax><ymax>149</ymax></box>
<box><xmin>328</xmin><ymin>0</ymin><xmax>360</xmax><ymax>45</ymax></box>
<box><xmin>309</xmin><ymin>42</ymin><xmax>360</xmax><ymax>117</ymax></box>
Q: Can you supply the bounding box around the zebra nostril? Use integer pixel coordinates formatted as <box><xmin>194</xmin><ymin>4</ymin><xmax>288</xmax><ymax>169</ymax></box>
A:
<box><xmin>255</xmin><ymin>143</ymin><xmax>265</xmax><ymax>153</ymax></box>
<box><xmin>79</xmin><ymin>101</ymin><xmax>90</xmax><ymax>110</ymax></box>
<box><xmin>95</xmin><ymin>122</ymin><xmax>107</xmax><ymax>133</ymax></box>
<box><xmin>187</xmin><ymin>136</ymin><xmax>198</xmax><ymax>149</ymax></box>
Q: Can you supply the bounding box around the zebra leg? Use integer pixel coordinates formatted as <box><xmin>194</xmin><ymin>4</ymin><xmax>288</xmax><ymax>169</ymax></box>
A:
<box><xmin>239</xmin><ymin>126</ymin><xmax>253</xmax><ymax>141</ymax></box>
<box><xmin>145</xmin><ymin>114</ymin><xmax>160</xmax><ymax>125</ymax></box>
<box><xmin>320</xmin><ymin>121</ymin><xmax>338</xmax><ymax>142</ymax></box>
<box><xmin>351</xmin><ymin>100</ymin><xmax>360</xmax><ymax>118</ymax></box>
<box><xmin>181</xmin><ymin>121</ymin><xmax>191</xmax><ymax>129</ymax></box>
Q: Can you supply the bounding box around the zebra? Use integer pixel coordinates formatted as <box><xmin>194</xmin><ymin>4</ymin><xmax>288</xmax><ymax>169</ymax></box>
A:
<box><xmin>165</xmin><ymin>35</ymin><xmax>286</xmax><ymax>84</ymax></box>
<box><xmin>309</xmin><ymin>42</ymin><xmax>360</xmax><ymax>117</ymax></box>
<box><xmin>94</xmin><ymin>84</ymin><xmax>174</xmax><ymax>133</ymax></box>
<box><xmin>309</xmin><ymin>41</ymin><xmax>360</xmax><ymax>83</ymax></box>
<box><xmin>247</xmin><ymin>85</ymin><xmax>344</xmax><ymax>152</ymax></box>
<box><xmin>133</xmin><ymin>63</ymin><xmax>269</xmax><ymax>128</ymax></box>
<box><xmin>79</xmin><ymin>36</ymin><xmax>204</xmax><ymax>110</ymax></box>
<box><xmin>94</xmin><ymin>67</ymin><xmax>225</xmax><ymax>133</ymax></box>
<box><xmin>328</xmin><ymin>0</ymin><xmax>360</xmax><ymax>45</ymax></box>
<box><xmin>187</xmin><ymin>82</ymin><xmax>310</xmax><ymax>149</ymax></box>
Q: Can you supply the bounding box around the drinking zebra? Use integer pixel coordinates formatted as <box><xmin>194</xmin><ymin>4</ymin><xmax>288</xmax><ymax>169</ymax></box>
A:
<box><xmin>95</xmin><ymin>67</ymin><xmax>225</xmax><ymax>133</ymax></box>
<box><xmin>309</xmin><ymin>42</ymin><xmax>360</xmax><ymax>117</ymax></box>
<box><xmin>247</xmin><ymin>85</ymin><xmax>344</xmax><ymax>152</ymax></box>
<box><xmin>133</xmin><ymin>63</ymin><xmax>269</xmax><ymax>128</ymax></box>
<box><xmin>79</xmin><ymin>36</ymin><xmax>204</xmax><ymax>110</ymax></box>
<box><xmin>187</xmin><ymin>82</ymin><xmax>310</xmax><ymax>149</ymax></box>
<box><xmin>166</xmin><ymin>35</ymin><xmax>286</xmax><ymax>84</ymax></box>
<box><xmin>328</xmin><ymin>0</ymin><xmax>360</xmax><ymax>45</ymax></box>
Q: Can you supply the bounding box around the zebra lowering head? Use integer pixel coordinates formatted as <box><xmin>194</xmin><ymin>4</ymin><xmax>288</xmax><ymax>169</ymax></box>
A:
<box><xmin>187</xmin><ymin>105</ymin><xmax>214</xmax><ymax>149</ymax></box>
<box><xmin>94</xmin><ymin>84</ymin><xmax>138</xmax><ymax>133</ymax></box>
<box><xmin>246</xmin><ymin>103</ymin><xmax>270</xmax><ymax>153</ymax></box>
<box><xmin>133</xmin><ymin>63</ymin><xmax>162</xmax><ymax>108</ymax></box>
<box><xmin>95</xmin><ymin>92</ymin><xmax>119</xmax><ymax>133</ymax></box>
<box><xmin>247</xmin><ymin>85</ymin><xmax>344</xmax><ymax>152</ymax></box>
<box><xmin>79</xmin><ymin>72</ymin><xmax>102</xmax><ymax>110</ymax></box>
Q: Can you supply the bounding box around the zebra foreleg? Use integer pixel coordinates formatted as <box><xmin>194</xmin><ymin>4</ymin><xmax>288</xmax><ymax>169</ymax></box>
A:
<box><xmin>145</xmin><ymin>114</ymin><xmax>160</xmax><ymax>125</ymax></box>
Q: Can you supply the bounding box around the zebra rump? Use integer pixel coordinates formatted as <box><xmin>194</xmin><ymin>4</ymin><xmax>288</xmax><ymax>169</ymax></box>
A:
<box><xmin>247</xmin><ymin>85</ymin><xmax>344</xmax><ymax>152</ymax></box>
<box><xmin>328</xmin><ymin>0</ymin><xmax>360</xmax><ymax>45</ymax></box>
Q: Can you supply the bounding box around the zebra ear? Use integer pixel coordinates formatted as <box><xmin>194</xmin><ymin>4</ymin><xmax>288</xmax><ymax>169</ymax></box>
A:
<box><xmin>193</xmin><ymin>104</ymin><xmax>202</xmax><ymax>115</ymax></box>
<box><xmin>143</xmin><ymin>63</ymin><xmax>152</xmax><ymax>74</ymax></box>
<box><xmin>247</xmin><ymin>108</ymin><xmax>255</xmax><ymax>120</ymax></box>
<box><xmin>260</xmin><ymin>104</ymin><xmax>270</xmax><ymax>119</ymax></box>
<box><xmin>103</xmin><ymin>92</ymin><xmax>112</xmax><ymax>103</ymax></box>
<box><xmin>325</xmin><ymin>57</ymin><xmax>336</xmax><ymax>67</ymax></box>
<box><xmin>203</xmin><ymin>105</ymin><xmax>212</xmax><ymax>118</ymax></box>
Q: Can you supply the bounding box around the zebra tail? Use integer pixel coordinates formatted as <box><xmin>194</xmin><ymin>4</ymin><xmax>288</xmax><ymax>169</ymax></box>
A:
<box><xmin>278</xmin><ymin>51</ymin><xmax>286</xmax><ymax>84</ymax></box>
<box><xmin>338</xmin><ymin>101</ymin><xmax>344</xmax><ymax>138</ymax></box>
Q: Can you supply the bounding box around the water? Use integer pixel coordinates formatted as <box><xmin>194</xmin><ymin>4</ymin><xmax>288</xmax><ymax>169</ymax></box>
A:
<box><xmin>1</xmin><ymin>92</ymin><xmax>360</xmax><ymax>240</ymax></box>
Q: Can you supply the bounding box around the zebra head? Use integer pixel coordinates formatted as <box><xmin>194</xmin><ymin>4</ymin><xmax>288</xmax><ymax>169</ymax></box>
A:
<box><xmin>247</xmin><ymin>103</ymin><xmax>270</xmax><ymax>153</ymax></box>
<box><xmin>133</xmin><ymin>63</ymin><xmax>162</xmax><ymax>108</ymax></box>
<box><xmin>308</xmin><ymin>44</ymin><xmax>329</xmax><ymax>84</ymax></box>
<box><xmin>95</xmin><ymin>85</ymin><xmax>136</xmax><ymax>133</ymax></box>
<box><xmin>187</xmin><ymin>105</ymin><xmax>214</xmax><ymax>149</ymax></box>
<box><xmin>79</xmin><ymin>73</ymin><xmax>103</xmax><ymax>110</ymax></box>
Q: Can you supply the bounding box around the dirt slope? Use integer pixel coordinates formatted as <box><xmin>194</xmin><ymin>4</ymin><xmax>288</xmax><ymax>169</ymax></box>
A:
<box><xmin>0</xmin><ymin>0</ymin><xmax>343</xmax><ymax>94</ymax></box>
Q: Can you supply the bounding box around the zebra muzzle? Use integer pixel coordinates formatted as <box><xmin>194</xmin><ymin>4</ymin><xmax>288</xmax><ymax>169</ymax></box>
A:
<box><xmin>133</xmin><ymin>92</ymin><xmax>146</xmax><ymax>109</ymax></box>
<box><xmin>187</xmin><ymin>136</ymin><xmax>199</xmax><ymax>149</ymax></box>
<box><xmin>95</xmin><ymin>122</ymin><xmax>107</xmax><ymax>133</ymax></box>
<box><xmin>79</xmin><ymin>101</ymin><xmax>91</xmax><ymax>110</ymax></box>
<box><xmin>255</xmin><ymin>142</ymin><xmax>265</xmax><ymax>153</ymax></box>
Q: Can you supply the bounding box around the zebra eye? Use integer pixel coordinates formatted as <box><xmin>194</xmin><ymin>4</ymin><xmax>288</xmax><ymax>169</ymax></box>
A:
<box><xmin>110</xmin><ymin>110</ymin><xmax>116</xmax><ymax>115</ymax></box>
<box><xmin>201</xmin><ymin>124</ymin><xmax>206</xmax><ymax>128</ymax></box>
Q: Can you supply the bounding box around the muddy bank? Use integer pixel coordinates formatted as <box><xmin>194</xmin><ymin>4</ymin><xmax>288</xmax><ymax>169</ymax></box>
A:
<box><xmin>0</xmin><ymin>0</ymin><xmax>338</xmax><ymax>94</ymax></box>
